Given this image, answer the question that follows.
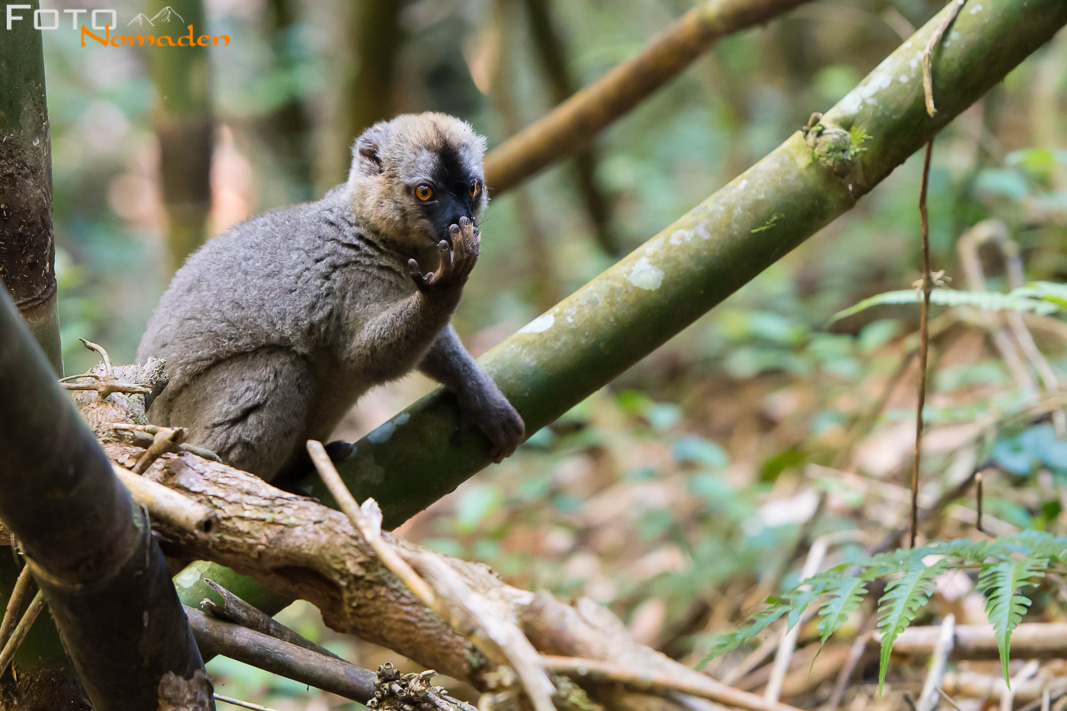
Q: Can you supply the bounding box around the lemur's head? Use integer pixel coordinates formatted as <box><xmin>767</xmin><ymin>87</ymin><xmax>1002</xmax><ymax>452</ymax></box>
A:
<box><xmin>348</xmin><ymin>112</ymin><xmax>488</xmax><ymax>256</ymax></box>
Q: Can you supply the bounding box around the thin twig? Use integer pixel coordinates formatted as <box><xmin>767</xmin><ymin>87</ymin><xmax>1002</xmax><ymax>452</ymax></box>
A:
<box><xmin>922</xmin><ymin>0</ymin><xmax>967</xmax><ymax>117</ymax></box>
<box><xmin>0</xmin><ymin>592</ymin><xmax>44</xmax><ymax>676</ymax></box>
<box><xmin>937</xmin><ymin>687</ymin><xmax>963</xmax><ymax>710</ymax></box>
<box><xmin>873</xmin><ymin>465</ymin><xmax>981</xmax><ymax>555</ymax></box>
<box><xmin>133</xmin><ymin>427</ymin><xmax>187</xmax><ymax>474</ymax></box>
<box><xmin>307</xmin><ymin>441</ymin><xmax>437</xmax><ymax>605</ymax></box>
<box><xmin>59</xmin><ymin>380</ymin><xmax>153</xmax><ymax>396</ymax></box>
<box><xmin>765</xmin><ymin>538</ymin><xmax>827</xmax><ymax>703</ymax></box>
<box><xmin>0</xmin><ymin>565</ymin><xmax>35</xmax><ymax>651</ymax></box>
<box><xmin>910</xmin><ymin>140</ymin><xmax>936</xmax><ymax>548</ymax></box>
<box><xmin>826</xmin><ymin>633</ymin><xmax>873</xmax><ymax>710</ymax></box>
<box><xmin>78</xmin><ymin>338</ymin><xmax>113</xmax><ymax>377</ymax></box>
<box><xmin>214</xmin><ymin>695</ymin><xmax>280</xmax><ymax>711</ymax></box>
<box><xmin>917</xmin><ymin>614</ymin><xmax>955</xmax><ymax>711</ymax></box>
<box><xmin>307</xmin><ymin>441</ymin><xmax>558</xmax><ymax>711</ymax></box>
<box><xmin>59</xmin><ymin>340</ymin><xmax>153</xmax><ymax>399</ymax></box>
<box><xmin>201</xmin><ymin>579</ymin><xmax>340</xmax><ymax>659</ymax></box>
<box><xmin>541</xmin><ymin>656</ymin><xmax>804</xmax><ymax>711</ymax></box>
<box><xmin>185</xmin><ymin>606</ymin><xmax>376</xmax><ymax>702</ymax></box>
<box><xmin>113</xmin><ymin>463</ymin><xmax>217</xmax><ymax>534</ymax></box>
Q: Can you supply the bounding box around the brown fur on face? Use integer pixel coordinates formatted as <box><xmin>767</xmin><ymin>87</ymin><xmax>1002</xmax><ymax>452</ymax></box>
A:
<box><xmin>347</xmin><ymin>112</ymin><xmax>489</xmax><ymax>256</ymax></box>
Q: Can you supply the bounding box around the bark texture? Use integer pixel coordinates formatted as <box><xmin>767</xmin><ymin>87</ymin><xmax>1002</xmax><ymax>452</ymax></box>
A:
<box><xmin>148</xmin><ymin>0</ymin><xmax>214</xmax><ymax>270</ymax></box>
<box><xmin>0</xmin><ymin>289</ymin><xmax>208</xmax><ymax>711</ymax></box>
<box><xmin>0</xmin><ymin>0</ymin><xmax>61</xmax><ymax>374</ymax></box>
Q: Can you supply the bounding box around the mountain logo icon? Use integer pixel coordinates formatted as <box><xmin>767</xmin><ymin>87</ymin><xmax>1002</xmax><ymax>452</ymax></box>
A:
<box><xmin>150</xmin><ymin>6</ymin><xmax>184</xmax><ymax>24</ymax></box>
<box><xmin>126</xmin><ymin>13</ymin><xmax>154</xmax><ymax>26</ymax></box>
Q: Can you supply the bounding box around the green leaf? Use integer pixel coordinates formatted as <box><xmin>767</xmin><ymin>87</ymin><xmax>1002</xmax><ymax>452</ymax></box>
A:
<box><xmin>673</xmin><ymin>436</ymin><xmax>730</xmax><ymax>469</ymax></box>
<box><xmin>697</xmin><ymin>597</ymin><xmax>791</xmax><ymax>668</ymax></box>
<box><xmin>1010</xmin><ymin>281</ymin><xmax>1067</xmax><ymax>308</ymax></box>
<box><xmin>828</xmin><ymin>288</ymin><xmax>1058</xmax><ymax>325</ymax></box>
<box><xmin>876</xmin><ymin>560</ymin><xmax>945</xmax><ymax>692</ymax></box>
<box><xmin>817</xmin><ymin>575</ymin><xmax>867</xmax><ymax>646</ymax></box>
<box><xmin>976</xmin><ymin>556</ymin><xmax>1046</xmax><ymax>683</ymax></box>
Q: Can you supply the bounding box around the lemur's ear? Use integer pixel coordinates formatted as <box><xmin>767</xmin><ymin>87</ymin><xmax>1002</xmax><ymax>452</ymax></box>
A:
<box><xmin>352</xmin><ymin>123</ymin><xmax>388</xmax><ymax>176</ymax></box>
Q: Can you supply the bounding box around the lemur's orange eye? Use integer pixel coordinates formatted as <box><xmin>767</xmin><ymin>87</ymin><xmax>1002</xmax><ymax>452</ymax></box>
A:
<box><xmin>468</xmin><ymin>180</ymin><xmax>481</xmax><ymax>199</ymax></box>
<box><xmin>415</xmin><ymin>184</ymin><xmax>435</xmax><ymax>202</ymax></box>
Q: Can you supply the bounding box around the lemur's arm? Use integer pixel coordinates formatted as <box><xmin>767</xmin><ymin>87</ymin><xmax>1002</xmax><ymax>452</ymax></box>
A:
<box><xmin>419</xmin><ymin>324</ymin><xmax>524</xmax><ymax>462</ymax></box>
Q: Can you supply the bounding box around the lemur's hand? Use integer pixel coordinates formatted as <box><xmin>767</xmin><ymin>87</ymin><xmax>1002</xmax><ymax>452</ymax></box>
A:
<box><xmin>408</xmin><ymin>217</ymin><xmax>479</xmax><ymax>294</ymax></box>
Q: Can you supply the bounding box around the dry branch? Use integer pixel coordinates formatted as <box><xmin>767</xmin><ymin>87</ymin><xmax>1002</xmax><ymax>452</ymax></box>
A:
<box><xmin>200</xmin><ymin>579</ymin><xmax>340</xmax><ymax>659</ymax></box>
<box><xmin>884</xmin><ymin>622</ymin><xmax>1067</xmax><ymax>661</ymax></box>
<box><xmin>308</xmin><ymin>440</ymin><xmax>557</xmax><ymax>711</ymax></box>
<box><xmin>97</xmin><ymin>430</ymin><xmax>770</xmax><ymax>711</ymax></box>
<box><xmin>114</xmin><ymin>463</ymin><xmax>217</xmax><ymax>534</ymax></box>
<box><xmin>185</xmin><ymin>606</ymin><xmax>376</xmax><ymax>702</ymax></box>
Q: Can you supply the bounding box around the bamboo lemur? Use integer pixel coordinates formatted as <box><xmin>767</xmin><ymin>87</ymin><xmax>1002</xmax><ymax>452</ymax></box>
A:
<box><xmin>137</xmin><ymin>113</ymin><xmax>525</xmax><ymax>482</ymax></box>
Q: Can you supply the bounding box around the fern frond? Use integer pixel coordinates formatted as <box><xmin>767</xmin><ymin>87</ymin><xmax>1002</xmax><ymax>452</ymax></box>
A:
<box><xmin>698</xmin><ymin>533</ymin><xmax>1062</xmax><ymax>687</ymax></box>
<box><xmin>933</xmin><ymin>537</ymin><xmax>996</xmax><ymax>565</ymax></box>
<box><xmin>828</xmin><ymin>288</ymin><xmax>1058</xmax><ymax>325</ymax></box>
<box><xmin>1000</xmin><ymin>529</ymin><xmax>1067</xmax><ymax>562</ymax></box>
<box><xmin>876</xmin><ymin>560</ymin><xmax>945</xmax><ymax>692</ymax></box>
<box><xmin>696</xmin><ymin>597</ymin><xmax>790</xmax><ymax>668</ymax></box>
<box><xmin>817</xmin><ymin>575</ymin><xmax>867</xmax><ymax>646</ymax></box>
<box><xmin>1012</xmin><ymin>281</ymin><xmax>1067</xmax><ymax>309</ymax></box>
<box><xmin>976</xmin><ymin>556</ymin><xmax>1047</xmax><ymax>683</ymax></box>
<box><xmin>859</xmin><ymin>545</ymin><xmax>933</xmax><ymax>580</ymax></box>
<box><xmin>697</xmin><ymin>569</ymin><xmax>845</xmax><ymax>667</ymax></box>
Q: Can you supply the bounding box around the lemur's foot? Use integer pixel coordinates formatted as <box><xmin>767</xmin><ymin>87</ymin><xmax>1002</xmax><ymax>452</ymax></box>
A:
<box><xmin>323</xmin><ymin>440</ymin><xmax>355</xmax><ymax>464</ymax></box>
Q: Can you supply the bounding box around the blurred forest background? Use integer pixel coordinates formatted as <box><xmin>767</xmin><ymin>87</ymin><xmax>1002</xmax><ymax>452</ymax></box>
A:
<box><xmin>41</xmin><ymin>0</ymin><xmax>1067</xmax><ymax>707</ymax></box>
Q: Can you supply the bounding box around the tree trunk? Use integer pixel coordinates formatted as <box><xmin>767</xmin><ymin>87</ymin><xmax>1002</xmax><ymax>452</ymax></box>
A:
<box><xmin>148</xmin><ymin>0</ymin><xmax>214</xmax><ymax>271</ymax></box>
<box><xmin>522</xmin><ymin>0</ymin><xmax>618</xmax><ymax>255</ymax></box>
<box><xmin>0</xmin><ymin>288</ymin><xmax>210</xmax><ymax>709</ymax></box>
<box><xmin>0</xmin><ymin>0</ymin><xmax>62</xmax><ymax>375</ymax></box>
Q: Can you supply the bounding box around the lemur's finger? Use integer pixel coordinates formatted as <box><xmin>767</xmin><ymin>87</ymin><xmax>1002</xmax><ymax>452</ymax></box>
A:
<box><xmin>451</xmin><ymin>223</ymin><xmax>469</xmax><ymax>260</ymax></box>
<box><xmin>469</xmin><ymin>227</ymin><xmax>481</xmax><ymax>257</ymax></box>
<box><xmin>407</xmin><ymin>258</ymin><xmax>426</xmax><ymax>287</ymax></box>
<box><xmin>437</xmin><ymin>239</ymin><xmax>453</xmax><ymax>276</ymax></box>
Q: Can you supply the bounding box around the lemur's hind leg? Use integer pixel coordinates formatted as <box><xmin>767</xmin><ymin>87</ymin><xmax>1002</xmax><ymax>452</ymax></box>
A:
<box><xmin>153</xmin><ymin>348</ymin><xmax>314</xmax><ymax>482</ymax></box>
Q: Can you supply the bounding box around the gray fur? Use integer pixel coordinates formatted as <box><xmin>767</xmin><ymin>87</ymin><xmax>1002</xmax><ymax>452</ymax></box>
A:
<box><xmin>138</xmin><ymin>113</ymin><xmax>523</xmax><ymax>481</ymax></box>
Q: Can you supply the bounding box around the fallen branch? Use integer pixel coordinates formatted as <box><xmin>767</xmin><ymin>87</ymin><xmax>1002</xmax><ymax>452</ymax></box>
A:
<box><xmin>200</xmin><ymin>579</ymin><xmax>339</xmax><ymax>659</ymax></box>
<box><xmin>185</xmin><ymin>606</ymin><xmax>376</xmax><ymax>703</ymax></box>
<box><xmin>120</xmin><ymin>440</ymin><xmax>749</xmax><ymax>711</ymax></box>
<box><xmin>883</xmin><ymin>622</ymin><xmax>1067</xmax><ymax>660</ymax></box>
<box><xmin>308</xmin><ymin>440</ymin><xmax>557</xmax><ymax>711</ymax></box>
<box><xmin>542</xmin><ymin>656</ymin><xmax>802</xmax><ymax>711</ymax></box>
